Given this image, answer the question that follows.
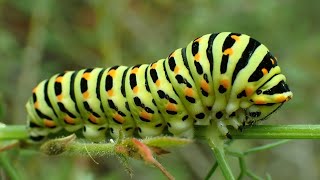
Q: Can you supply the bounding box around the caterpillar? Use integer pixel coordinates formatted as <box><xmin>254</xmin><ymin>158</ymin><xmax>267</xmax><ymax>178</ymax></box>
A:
<box><xmin>26</xmin><ymin>32</ymin><xmax>293</xmax><ymax>142</ymax></box>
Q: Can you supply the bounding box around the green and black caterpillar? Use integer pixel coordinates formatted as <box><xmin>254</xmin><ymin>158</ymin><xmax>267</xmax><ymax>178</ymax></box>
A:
<box><xmin>26</xmin><ymin>32</ymin><xmax>293</xmax><ymax>142</ymax></box>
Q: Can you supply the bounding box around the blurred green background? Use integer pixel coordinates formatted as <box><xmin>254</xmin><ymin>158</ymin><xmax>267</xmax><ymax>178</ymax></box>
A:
<box><xmin>0</xmin><ymin>0</ymin><xmax>319</xmax><ymax>179</ymax></box>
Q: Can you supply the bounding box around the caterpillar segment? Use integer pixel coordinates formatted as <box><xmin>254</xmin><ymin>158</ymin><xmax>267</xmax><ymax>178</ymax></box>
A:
<box><xmin>147</xmin><ymin>59</ymin><xmax>195</xmax><ymax>138</ymax></box>
<box><xmin>26</xmin><ymin>32</ymin><xmax>293</xmax><ymax>141</ymax></box>
<box><xmin>125</xmin><ymin>64</ymin><xmax>166</xmax><ymax>137</ymax></box>
<box><xmin>165</xmin><ymin>48</ymin><xmax>209</xmax><ymax>125</ymax></box>
<box><xmin>26</xmin><ymin>79</ymin><xmax>62</xmax><ymax>140</ymax></box>
<box><xmin>100</xmin><ymin>66</ymin><xmax>136</xmax><ymax>139</ymax></box>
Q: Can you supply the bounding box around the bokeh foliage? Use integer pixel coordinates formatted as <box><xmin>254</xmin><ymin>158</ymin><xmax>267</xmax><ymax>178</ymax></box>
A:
<box><xmin>0</xmin><ymin>0</ymin><xmax>319</xmax><ymax>179</ymax></box>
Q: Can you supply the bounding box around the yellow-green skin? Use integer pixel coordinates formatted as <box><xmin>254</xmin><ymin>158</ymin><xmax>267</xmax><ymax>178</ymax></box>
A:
<box><xmin>26</xmin><ymin>32</ymin><xmax>293</xmax><ymax>142</ymax></box>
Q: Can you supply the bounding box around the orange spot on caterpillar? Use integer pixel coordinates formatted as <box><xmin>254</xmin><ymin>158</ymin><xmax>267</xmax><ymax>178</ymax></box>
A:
<box><xmin>185</xmin><ymin>88</ymin><xmax>193</xmax><ymax>97</ymax></box>
<box><xmin>131</xmin><ymin>67</ymin><xmax>139</xmax><ymax>74</ymax></box>
<box><xmin>223</xmin><ymin>48</ymin><xmax>233</xmax><ymax>55</ymax></box>
<box><xmin>220</xmin><ymin>79</ymin><xmax>229</xmax><ymax>89</ymax></box>
<box><xmin>64</xmin><ymin>115</ymin><xmax>75</xmax><ymax>124</ymax></box>
<box><xmin>174</xmin><ymin>66</ymin><xmax>179</xmax><ymax>74</ymax></box>
<box><xmin>82</xmin><ymin>72</ymin><xmax>90</xmax><ymax>80</ymax></box>
<box><xmin>276</xmin><ymin>95</ymin><xmax>287</xmax><ymax>103</ymax></box>
<box><xmin>57</xmin><ymin>94</ymin><xmax>63</xmax><ymax>101</ymax></box>
<box><xmin>32</xmin><ymin>86</ymin><xmax>38</xmax><ymax>93</ymax></box>
<box><xmin>44</xmin><ymin>119</ymin><xmax>56</xmax><ymax>128</ymax></box>
<box><xmin>140</xmin><ymin>111</ymin><xmax>152</xmax><ymax>121</ymax></box>
<box><xmin>231</xmin><ymin>35</ymin><xmax>240</xmax><ymax>41</ymax></box>
<box><xmin>255</xmin><ymin>99</ymin><xmax>265</xmax><ymax>105</ymax></box>
<box><xmin>194</xmin><ymin>37</ymin><xmax>201</xmax><ymax>42</ymax></box>
<box><xmin>245</xmin><ymin>87</ymin><xmax>254</xmax><ymax>96</ymax></box>
<box><xmin>108</xmin><ymin>69</ymin><xmax>116</xmax><ymax>78</ymax></box>
<box><xmin>83</xmin><ymin>91</ymin><xmax>89</xmax><ymax>99</ymax></box>
<box><xmin>194</xmin><ymin>53</ymin><xmax>200</xmax><ymax>61</ymax></box>
<box><xmin>133</xmin><ymin>86</ymin><xmax>139</xmax><ymax>94</ymax></box>
<box><xmin>113</xmin><ymin>113</ymin><xmax>125</xmax><ymax>124</ymax></box>
<box><xmin>107</xmin><ymin>90</ymin><xmax>113</xmax><ymax>96</ymax></box>
<box><xmin>55</xmin><ymin>76</ymin><xmax>63</xmax><ymax>83</ymax></box>
<box><xmin>261</xmin><ymin>68</ymin><xmax>268</xmax><ymax>75</ymax></box>
<box><xmin>156</xmin><ymin>80</ymin><xmax>161</xmax><ymax>87</ymax></box>
<box><xmin>166</xmin><ymin>103</ymin><xmax>177</xmax><ymax>112</ymax></box>
<box><xmin>200</xmin><ymin>80</ymin><xmax>210</xmax><ymax>92</ymax></box>
<box><xmin>151</xmin><ymin>63</ymin><xmax>157</xmax><ymax>69</ymax></box>
<box><xmin>34</xmin><ymin>101</ymin><xmax>39</xmax><ymax>108</ymax></box>
<box><xmin>88</xmin><ymin>114</ymin><xmax>98</xmax><ymax>124</ymax></box>
<box><xmin>169</xmin><ymin>52</ymin><xmax>175</xmax><ymax>58</ymax></box>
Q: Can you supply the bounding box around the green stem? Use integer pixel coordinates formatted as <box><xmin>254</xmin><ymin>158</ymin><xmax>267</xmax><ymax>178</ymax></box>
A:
<box><xmin>207</xmin><ymin>125</ymin><xmax>235</xmax><ymax>180</ymax></box>
<box><xmin>195</xmin><ymin>125</ymin><xmax>320</xmax><ymax>139</ymax></box>
<box><xmin>2</xmin><ymin>124</ymin><xmax>320</xmax><ymax>141</ymax></box>
<box><xmin>237</xmin><ymin>157</ymin><xmax>246</xmax><ymax>180</ymax></box>
<box><xmin>204</xmin><ymin>162</ymin><xmax>218</xmax><ymax>180</ymax></box>
<box><xmin>246</xmin><ymin>170</ymin><xmax>263</xmax><ymax>180</ymax></box>
<box><xmin>0</xmin><ymin>152</ymin><xmax>20</xmax><ymax>180</ymax></box>
<box><xmin>229</xmin><ymin>125</ymin><xmax>320</xmax><ymax>139</ymax></box>
<box><xmin>244</xmin><ymin>140</ymin><xmax>290</xmax><ymax>154</ymax></box>
<box><xmin>66</xmin><ymin>141</ymin><xmax>115</xmax><ymax>156</ymax></box>
<box><xmin>0</xmin><ymin>125</ymin><xmax>28</xmax><ymax>140</ymax></box>
<box><xmin>209</xmin><ymin>138</ymin><xmax>235</xmax><ymax>180</ymax></box>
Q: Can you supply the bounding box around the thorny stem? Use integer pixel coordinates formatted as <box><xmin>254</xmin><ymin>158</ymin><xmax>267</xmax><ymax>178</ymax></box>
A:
<box><xmin>40</xmin><ymin>136</ymin><xmax>178</xmax><ymax>180</ymax></box>
<box><xmin>149</xmin><ymin>158</ymin><xmax>175</xmax><ymax>180</ymax></box>
<box><xmin>129</xmin><ymin>138</ymin><xmax>175</xmax><ymax>180</ymax></box>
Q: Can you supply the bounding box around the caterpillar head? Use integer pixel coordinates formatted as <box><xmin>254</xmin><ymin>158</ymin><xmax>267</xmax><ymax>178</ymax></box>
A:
<box><xmin>245</xmin><ymin>74</ymin><xmax>292</xmax><ymax>124</ymax></box>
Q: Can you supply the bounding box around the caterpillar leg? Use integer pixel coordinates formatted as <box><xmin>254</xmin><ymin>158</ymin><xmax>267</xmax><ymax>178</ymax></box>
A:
<box><xmin>29</xmin><ymin>134</ymin><xmax>47</xmax><ymax>142</ymax></box>
<box><xmin>82</xmin><ymin>124</ymin><xmax>108</xmax><ymax>142</ymax></box>
<box><xmin>226</xmin><ymin>118</ymin><xmax>241</xmax><ymax>130</ymax></box>
<box><xmin>209</xmin><ymin>107</ymin><xmax>232</xmax><ymax>138</ymax></box>
<box><xmin>173</xmin><ymin>127</ymin><xmax>194</xmax><ymax>139</ymax></box>
<box><xmin>226</xmin><ymin>115</ymin><xmax>242</xmax><ymax>130</ymax></box>
<box><xmin>216</xmin><ymin>119</ymin><xmax>230</xmax><ymax>138</ymax></box>
<box><xmin>211</xmin><ymin>110</ymin><xmax>243</xmax><ymax>138</ymax></box>
<box><xmin>228</xmin><ymin>109</ymin><xmax>247</xmax><ymax>131</ymax></box>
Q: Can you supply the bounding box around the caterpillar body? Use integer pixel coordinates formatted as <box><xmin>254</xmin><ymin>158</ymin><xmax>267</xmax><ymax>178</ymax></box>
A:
<box><xmin>26</xmin><ymin>32</ymin><xmax>293</xmax><ymax>142</ymax></box>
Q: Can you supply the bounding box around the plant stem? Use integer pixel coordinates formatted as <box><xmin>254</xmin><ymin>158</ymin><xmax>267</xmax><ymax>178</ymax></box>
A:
<box><xmin>229</xmin><ymin>125</ymin><xmax>320</xmax><ymax>139</ymax></box>
<box><xmin>195</xmin><ymin>125</ymin><xmax>320</xmax><ymax>139</ymax></box>
<box><xmin>204</xmin><ymin>162</ymin><xmax>218</xmax><ymax>180</ymax></box>
<box><xmin>66</xmin><ymin>141</ymin><xmax>115</xmax><ymax>156</ymax></box>
<box><xmin>244</xmin><ymin>140</ymin><xmax>290</xmax><ymax>154</ymax></box>
<box><xmin>0</xmin><ymin>125</ymin><xmax>28</xmax><ymax>140</ymax></box>
<box><xmin>1</xmin><ymin>124</ymin><xmax>320</xmax><ymax>141</ymax></box>
<box><xmin>0</xmin><ymin>152</ymin><xmax>20</xmax><ymax>180</ymax></box>
<box><xmin>208</xmin><ymin>138</ymin><xmax>235</xmax><ymax>180</ymax></box>
<box><xmin>207</xmin><ymin>125</ymin><xmax>235</xmax><ymax>180</ymax></box>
